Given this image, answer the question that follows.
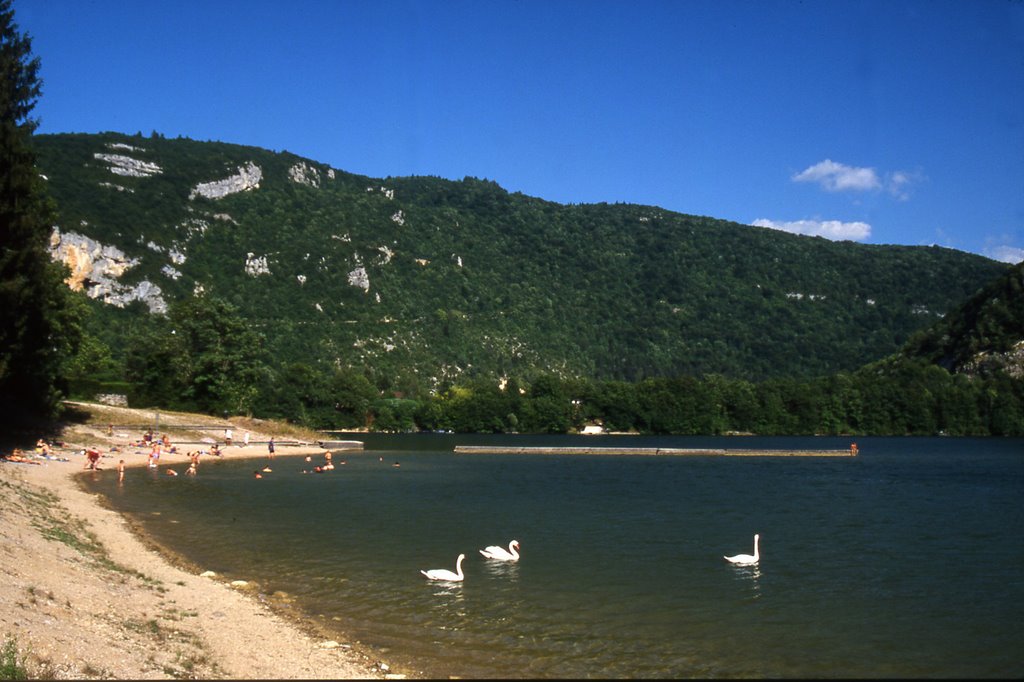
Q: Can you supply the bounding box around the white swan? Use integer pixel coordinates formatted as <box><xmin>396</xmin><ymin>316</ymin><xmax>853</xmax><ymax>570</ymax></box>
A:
<box><xmin>479</xmin><ymin>539</ymin><xmax>520</xmax><ymax>562</ymax></box>
<box><xmin>421</xmin><ymin>553</ymin><xmax>466</xmax><ymax>582</ymax></box>
<box><xmin>724</xmin><ymin>533</ymin><xmax>760</xmax><ymax>566</ymax></box>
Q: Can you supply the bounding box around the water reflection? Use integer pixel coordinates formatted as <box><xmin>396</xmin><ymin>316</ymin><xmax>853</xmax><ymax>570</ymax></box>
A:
<box><xmin>427</xmin><ymin>581</ymin><xmax>465</xmax><ymax>601</ymax></box>
<box><xmin>481</xmin><ymin>559</ymin><xmax>520</xmax><ymax>582</ymax></box>
<box><xmin>425</xmin><ymin>581</ymin><xmax>467</xmax><ymax>623</ymax></box>
<box><xmin>727</xmin><ymin>563</ymin><xmax>762</xmax><ymax>598</ymax></box>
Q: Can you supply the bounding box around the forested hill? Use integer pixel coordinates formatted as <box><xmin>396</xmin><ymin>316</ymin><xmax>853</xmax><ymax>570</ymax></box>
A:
<box><xmin>901</xmin><ymin>261</ymin><xmax>1024</xmax><ymax>378</ymax></box>
<box><xmin>33</xmin><ymin>131</ymin><xmax>1009</xmax><ymax>387</ymax></box>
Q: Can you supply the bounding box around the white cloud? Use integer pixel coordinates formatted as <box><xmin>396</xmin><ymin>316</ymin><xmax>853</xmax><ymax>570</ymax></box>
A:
<box><xmin>792</xmin><ymin>159</ymin><xmax>920</xmax><ymax>199</ymax></box>
<box><xmin>752</xmin><ymin>218</ymin><xmax>872</xmax><ymax>241</ymax></box>
<box><xmin>886</xmin><ymin>170</ymin><xmax>912</xmax><ymax>200</ymax></box>
<box><xmin>984</xmin><ymin>245</ymin><xmax>1024</xmax><ymax>264</ymax></box>
<box><xmin>792</xmin><ymin>159</ymin><xmax>881</xmax><ymax>192</ymax></box>
<box><xmin>884</xmin><ymin>169</ymin><xmax>927</xmax><ymax>201</ymax></box>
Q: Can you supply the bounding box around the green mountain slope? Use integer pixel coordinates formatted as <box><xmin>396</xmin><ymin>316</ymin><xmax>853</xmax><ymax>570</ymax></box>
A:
<box><xmin>901</xmin><ymin>261</ymin><xmax>1024</xmax><ymax>377</ymax></box>
<box><xmin>33</xmin><ymin>131</ymin><xmax>1010</xmax><ymax>386</ymax></box>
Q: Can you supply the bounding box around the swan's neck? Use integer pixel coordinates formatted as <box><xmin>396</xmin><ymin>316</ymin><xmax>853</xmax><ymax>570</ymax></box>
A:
<box><xmin>509</xmin><ymin>543</ymin><xmax>519</xmax><ymax>559</ymax></box>
<box><xmin>753</xmin><ymin>536</ymin><xmax>759</xmax><ymax>560</ymax></box>
<box><xmin>456</xmin><ymin>556</ymin><xmax>464</xmax><ymax>577</ymax></box>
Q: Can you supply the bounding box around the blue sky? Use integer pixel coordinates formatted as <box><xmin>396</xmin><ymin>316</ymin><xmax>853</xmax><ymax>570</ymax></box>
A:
<box><xmin>14</xmin><ymin>0</ymin><xmax>1024</xmax><ymax>263</ymax></box>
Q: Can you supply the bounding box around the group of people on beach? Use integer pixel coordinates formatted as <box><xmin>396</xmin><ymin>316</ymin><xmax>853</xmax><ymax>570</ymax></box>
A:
<box><xmin>3</xmin><ymin>427</ymin><xmax>369</xmax><ymax>486</ymax></box>
<box><xmin>68</xmin><ymin>426</ymin><xmax>232</xmax><ymax>481</ymax></box>
<box><xmin>2</xmin><ymin>448</ymin><xmax>42</xmax><ymax>465</ymax></box>
<box><xmin>0</xmin><ymin>437</ymin><xmax>71</xmax><ymax>465</ymax></box>
<box><xmin>224</xmin><ymin>428</ymin><xmax>252</xmax><ymax>448</ymax></box>
<box><xmin>104</xmin><ymin>428</ymin><xmax>277</xmax><ymax>480</ymax></box>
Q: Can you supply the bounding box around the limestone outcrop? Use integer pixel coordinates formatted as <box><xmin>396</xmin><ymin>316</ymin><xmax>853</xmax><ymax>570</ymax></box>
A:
<box><xmin>48</xmin><ymin>228</ymin><xmax>167</xmax><ymax>313</ymax></box>
<box><xmin>288</xmin><ymin>161</ymin><xmax>321</xmax><ymax>187</ymax></box>
<box><xmin>189</xmin><ymin>162</ymin><xmax>263</xmax><ymax>200</ymax></box>
<box><xmin>93</xmin><ymin>152</ymin><xmax>163</xmax><ymax>177</ymax></box>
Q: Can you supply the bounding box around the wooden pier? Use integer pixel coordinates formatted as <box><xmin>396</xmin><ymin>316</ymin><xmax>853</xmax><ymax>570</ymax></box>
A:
<box><xmin>453</xmin><ymin>445</ymin><xmax>856</xmax><ymax>457</ymax></box>
<box><xmin>318</xmin><ymin>440</ymin><xmax>365</xmax><ymax>450</ymax></box>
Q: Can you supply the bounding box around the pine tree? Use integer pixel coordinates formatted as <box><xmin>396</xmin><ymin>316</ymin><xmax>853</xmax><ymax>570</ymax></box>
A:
<box><xmin>0</xmin><ymin>0</ymin><xmax>79</xmax><ymax>428</ymax></box>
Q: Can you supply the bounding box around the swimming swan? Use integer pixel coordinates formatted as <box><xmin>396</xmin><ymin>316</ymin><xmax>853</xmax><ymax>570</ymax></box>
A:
<box><xmin>724</xmin><ymin>533</ymin><xmax>760</xmax><ymax>565</ymax></box>
<box><xmin>421</xmin><ymin>553</ymin><xmax>466</xmax><ymax>582</ymax></box>
<box><xmin>479</xmin><ymin>539</ymin><xmax>520</xmax><ymax>562</ymax></box>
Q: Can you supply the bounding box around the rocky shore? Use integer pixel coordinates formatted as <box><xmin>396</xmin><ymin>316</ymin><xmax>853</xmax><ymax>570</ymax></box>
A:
<box><xmin>0</xmin><ymin>402</ymin><xmax>403</xmax><ymax>680</ymax></box>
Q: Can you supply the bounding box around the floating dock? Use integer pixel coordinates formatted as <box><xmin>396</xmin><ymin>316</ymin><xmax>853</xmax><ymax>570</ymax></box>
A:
<box><xmin>453</xmin><ymin>445</ymin><xmax>855</xmax><ymax>457</ymax></box>
<box><xmin>318</xmin><ymin>440</ymin><xmax>365</xmax><ymax>450</ymax></box>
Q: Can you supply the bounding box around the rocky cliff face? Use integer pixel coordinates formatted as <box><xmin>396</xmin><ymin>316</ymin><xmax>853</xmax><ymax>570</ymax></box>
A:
<box><xmin>189</xmin><ymin>161</ymin><xmax>262</xmax><ymax>200</ymax></box>
<box><xmin>48</xmin><ymin>228</ymin><xmax>167</xmax><ymax>314</ymax></box>
<box><xmin>961</xmin><ymin>341</ymin><xmax>1024</xmax><ymax>379</ymax></box>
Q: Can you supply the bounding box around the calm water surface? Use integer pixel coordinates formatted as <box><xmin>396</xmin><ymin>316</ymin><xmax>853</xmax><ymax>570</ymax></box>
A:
<box><xmin>81</xmin><ymin>435</ymin><xmax>1024</xmax><ymax>678</ymax></box>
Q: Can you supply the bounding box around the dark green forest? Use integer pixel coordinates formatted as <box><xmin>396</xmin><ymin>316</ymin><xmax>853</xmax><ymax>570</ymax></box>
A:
<box><xmin>67</xmin><ymin>267</ymin><xmax>1023</xmax><ymax>437</ymax></box>
<box><xmin>0</xmin><ymin>0</ymin><xmax>81</xmax><ymax>429</ymax></box>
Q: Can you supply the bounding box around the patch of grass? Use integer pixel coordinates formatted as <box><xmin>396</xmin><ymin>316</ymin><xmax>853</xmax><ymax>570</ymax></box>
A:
<box><xmin>165</xmin><ymin>645</ymin><xmax>217</xmax><ymax>680</ymax></box>
<box><xmin>0</xmin><ymin>635</ymin><xmax>29</xmax><ymax>680</ymax></box>
<box><xmin>122</xmin><ymin>617</ymin><xmax>166</xmax><ymax>642</ymax></box>
<box><xmin>160</xmin><ymin>606</ymin><xmax>199</xmax><ymax>621</ymax></box>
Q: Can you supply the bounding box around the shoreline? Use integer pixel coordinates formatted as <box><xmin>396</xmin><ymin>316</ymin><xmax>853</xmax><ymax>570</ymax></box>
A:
<box><xmin>0</xmin><ymin>403</ymin><xmax>410</xmax><ymax>680</ymax></box>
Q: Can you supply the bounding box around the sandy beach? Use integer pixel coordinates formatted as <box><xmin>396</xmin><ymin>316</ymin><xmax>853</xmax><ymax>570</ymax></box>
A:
<box><xmin>0</xmin><ymin>402</ymin><xmax>405</xmax><ymax>680</ymax></box>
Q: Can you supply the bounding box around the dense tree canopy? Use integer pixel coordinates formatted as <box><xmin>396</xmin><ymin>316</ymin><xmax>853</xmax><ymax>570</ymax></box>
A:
<box><xmin>124</xmin><ymin>296</ymin><xmax>266</xmax><ymax>415</ymax></box>
<box><xmin>0</xmin><ymin>0</ymin><xmax>80</xmax><ymax>428</ymax></box>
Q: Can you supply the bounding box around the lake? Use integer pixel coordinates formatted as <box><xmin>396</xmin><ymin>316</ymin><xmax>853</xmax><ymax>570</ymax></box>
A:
<box><xmin>80</xmin><ymin>435</ymin><xmax>1024</xmax><ymax>678</ymax></box>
